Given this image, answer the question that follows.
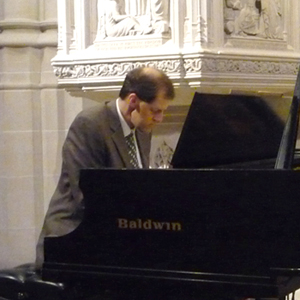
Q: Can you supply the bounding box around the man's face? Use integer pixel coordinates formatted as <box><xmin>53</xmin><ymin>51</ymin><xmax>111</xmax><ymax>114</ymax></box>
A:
<box><xmin>131</xmin><ymin>91</ymin><xmax>172</xmax><ymax>132</ymax></box>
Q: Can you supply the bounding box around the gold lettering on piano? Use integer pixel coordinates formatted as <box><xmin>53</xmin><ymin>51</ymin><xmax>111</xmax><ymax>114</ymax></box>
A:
<box><xmin>117</xmin><ymin>218</ymin><xmax>182</xmax><ymax>231</ymax></box>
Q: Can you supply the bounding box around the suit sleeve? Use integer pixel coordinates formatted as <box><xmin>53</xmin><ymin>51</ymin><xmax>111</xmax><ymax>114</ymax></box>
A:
<box><xmin>43</xmin><ymin>109</ymin><xmax>107</xmax><ymax>236</ymax></box>
<box><xmin>36</xmin><ymin>106</ymin><xmax>110</xmax><ymax>268</ymax></box>
<box><xmin>62</xmin><ymin>111</ymin><xmax>107</xmax><ymax>203</ymax></box>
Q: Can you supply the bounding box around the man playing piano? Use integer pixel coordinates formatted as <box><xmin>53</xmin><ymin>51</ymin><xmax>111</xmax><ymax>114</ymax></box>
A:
<box><xmin>36</xmin><ymin>66</ymin><xmax>175</xmax><ymax>269</ymax></box>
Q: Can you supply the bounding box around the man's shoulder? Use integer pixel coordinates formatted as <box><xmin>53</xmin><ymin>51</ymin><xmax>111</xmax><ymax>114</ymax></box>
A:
<box><xmin>76</xmin><ymin>101</ymin><xmax>116</xmax><ymax>121</ymax></box>
<box><xmin>79</xmin><ymin>101</ymin><xmax>107</xmax><ymax>115</ymax></box>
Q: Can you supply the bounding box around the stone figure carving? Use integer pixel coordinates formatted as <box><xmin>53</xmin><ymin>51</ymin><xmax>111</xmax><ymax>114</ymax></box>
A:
<box><xmin>224</xmin><ymin>0</ymin><xmax>283</xmax><ymax>40</ymax></box>
<box><xmin>235</xmin><ymin>0</ymin><xmax>259</xmax><ymax>36</ymax></box>
<box><xmin>96</xmin><ymin>0</ymin><xmax>170</xmax><ymax>40</ymax></box>
<box><xmin>102</xmin><ymin>0</ymin><xmax>148</xmax><ymax>37</ymax></box>
<box><xmin>226</xmin><ymin>0</ymin><xmax>242</xmax><ymax>10</ymax></box>
<box><xmin>258</xmin><ymin>0</ymin><xmax>282</xmax><ymax>39</ymax></box>
<box><xmin>148</xmin><ymin>0</ymin><xmax>170</xmax><ymax>34</ymax></box>
<box><xmin>128</xmin><ymin>0</ymin><xmax>148</xmax><ymax>16</ymax></box>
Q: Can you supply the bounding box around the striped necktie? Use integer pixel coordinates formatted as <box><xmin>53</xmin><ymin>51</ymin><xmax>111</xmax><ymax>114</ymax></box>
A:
<box><xmin>125</xmin><ymin>132</ymin><xmax>139</xmax><ymax>168</ymax></box>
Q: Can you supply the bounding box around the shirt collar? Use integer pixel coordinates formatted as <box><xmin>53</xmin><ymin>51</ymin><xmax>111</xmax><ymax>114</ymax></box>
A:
<box><xmin>116</xmin><ymin>98</ymin><xmax>134</xmax><ymax>137</ymax></box>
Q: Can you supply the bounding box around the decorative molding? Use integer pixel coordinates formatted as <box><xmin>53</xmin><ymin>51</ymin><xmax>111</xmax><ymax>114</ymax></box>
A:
<box><xmin>0</xmin><ymin>20</ymin><xmax>57</xmax><ymax>31</ymax></box>
<box><xmin>93</xmin><ymin>35</ymin><xmax>171</xmax><ymax>51</ymax></box>
<box><xmin>53</xmin><ymin>57</ymin><xmax>299</xmax><ymax>82</ymax></box>
<box><xmin>0</xmin><ymin>30</ymin><xmax>58</xmax><ymax>48</ymax></box>
<box><xmin>184</xmin><ymin>58</ymin><xmax>299</xmax><ymax>75</ymax></box>
<box><xmin>0</xmin><ymin>20</ymin><xmax>58</xmax><ymax>48</ymax></box>
<box><xmin>53</xmin><ymin>60</ymin><xmax>182</xmax><ymax>79</ymax></box>
<box><xmin>224</xmin><ymin>37</ymin><xmax>288</xmax><ymax>51</ymax></box>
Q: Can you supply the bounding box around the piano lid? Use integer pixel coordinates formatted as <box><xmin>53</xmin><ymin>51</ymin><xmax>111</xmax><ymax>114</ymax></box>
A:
<box><xmin>171</xmin><ymin>93</ymin><xmax>289</xmax><ymax>169</ymax></box>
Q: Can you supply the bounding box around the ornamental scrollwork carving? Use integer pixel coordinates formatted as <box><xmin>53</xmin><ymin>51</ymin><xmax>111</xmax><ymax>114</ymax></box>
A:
<box><xmin>184</xmin><ymin>58</ymin><xmax>298</xmax><ymax>75</ymax></box>
<box><xmin>184</xmin><ymin>58</ymin><xmax>203</xmax><ymax>73</ymax></box>
<box><xmin>53</xmin><ymin>58</ymin><xmax>298</xmax><ymax>80</ymax></box>
<box><xmin>53</xmin><ymin>60</ymin><xmax>181</xmax><ymax>79</ymax></box>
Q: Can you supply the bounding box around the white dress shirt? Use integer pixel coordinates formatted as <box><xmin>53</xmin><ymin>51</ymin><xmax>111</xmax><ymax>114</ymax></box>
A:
<box><xmin>116</xmin><ymin>98</ymin><xmax>143</xmax><ymax>168</ymax></box>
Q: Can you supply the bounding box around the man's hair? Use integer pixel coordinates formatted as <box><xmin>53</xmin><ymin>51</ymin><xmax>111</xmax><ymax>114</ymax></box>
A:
<box><xmin>119</xmin><ymin>67</ymin><xmax>175</xmax><ymax>103</ymax></box>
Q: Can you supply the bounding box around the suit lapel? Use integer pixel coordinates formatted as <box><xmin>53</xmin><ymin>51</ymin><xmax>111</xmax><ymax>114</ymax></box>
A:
<box><xmin>105</xmin><ymin>100</ymin><xmax>151</xmax><ymax>168</ymax></box>
<box><xmin>105</xmin><ymin>101</ymin><xmax>133</xmax><ymax>168</ymax></box>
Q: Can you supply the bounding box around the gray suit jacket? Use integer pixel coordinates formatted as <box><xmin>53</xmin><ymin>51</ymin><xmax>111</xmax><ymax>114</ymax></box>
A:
<box><xmin>36</xmin><ymin>100</ymin><xmax>151</xmax><ymax>268</ymax></box>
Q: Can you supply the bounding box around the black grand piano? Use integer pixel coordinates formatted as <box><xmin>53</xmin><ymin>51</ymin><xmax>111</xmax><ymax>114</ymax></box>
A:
<box><xmin>42</xmin><ymin>71</ymin><xmax>300</xmax><ymax>300</ymax></box>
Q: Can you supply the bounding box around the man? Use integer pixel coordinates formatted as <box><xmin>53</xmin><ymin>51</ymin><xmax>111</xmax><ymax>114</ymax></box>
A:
<box><xmin>35</xmin><ymin>66</ymin><xmax>175</xmax><ymax>268</ymax></box>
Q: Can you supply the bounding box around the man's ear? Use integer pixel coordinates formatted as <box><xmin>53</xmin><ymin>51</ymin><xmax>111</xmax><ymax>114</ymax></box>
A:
<box><xmin>128</xmin><ymin>93</ymin><xmax>140</xmax><ymax>112</ymax></box>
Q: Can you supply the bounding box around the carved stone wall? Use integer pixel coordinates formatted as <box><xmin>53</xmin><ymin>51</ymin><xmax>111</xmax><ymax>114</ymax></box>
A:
<box><xmin>53</xmin><ymin>0</ymin><xmax>300</xmax><ymax>97</ymax></box>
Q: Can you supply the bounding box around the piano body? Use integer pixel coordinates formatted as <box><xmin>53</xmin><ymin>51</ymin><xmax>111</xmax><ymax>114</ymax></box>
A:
<box><xmin>42</xmin><ymin>71</ymin><xmax>300</xmax><ymax>299</ymax></box>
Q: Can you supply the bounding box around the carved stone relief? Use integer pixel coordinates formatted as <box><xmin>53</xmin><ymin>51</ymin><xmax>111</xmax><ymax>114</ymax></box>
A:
<box><xmin>53</xmin><ymin>60</ymin><xmax>181</xmax><ymax>79</ymax></box>
<box><xmin>224</xmin><ymin>0</ymin><xmax>283</xmax><ymax>40</ymax></box>
<box><xmin>53</xmin><ymin>58</ymin><xmax>298</xmax><ymax>81</ymax></box>
<box><xmin>53</xmin><ymin>0</ymin><xmax>300</xmax><ymax>95</ymax></box>
<box><xmin>94</xmin><ymin>0</ymin><xmax>171</xmax><ymax>49</ymax></box>
<box><xmin>152</xmin><ymin>140</ymin><xmax>174</xmax><ymax>168</ymax></box>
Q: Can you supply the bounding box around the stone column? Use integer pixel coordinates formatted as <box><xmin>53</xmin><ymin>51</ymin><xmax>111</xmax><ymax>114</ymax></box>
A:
<box><xmin>57</xmin><ymin>0</ymin><xmax>72</xmax><ymax>54</ymax></box>
<box><xmin>0</xmin><ymin>0</ymin><xmax>86</xmax><ymax>269</ymax></box>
